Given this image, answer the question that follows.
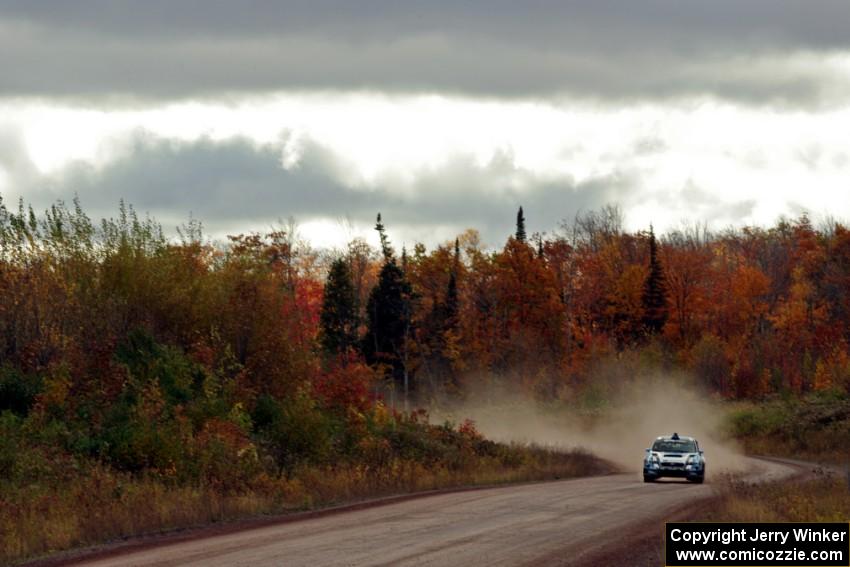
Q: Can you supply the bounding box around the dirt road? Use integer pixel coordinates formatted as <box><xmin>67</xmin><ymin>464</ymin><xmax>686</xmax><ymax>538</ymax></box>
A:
<box><xmin>57</xmin><ymin>457</ymin><xmax>798</xmax><ymax>567</ymax></box>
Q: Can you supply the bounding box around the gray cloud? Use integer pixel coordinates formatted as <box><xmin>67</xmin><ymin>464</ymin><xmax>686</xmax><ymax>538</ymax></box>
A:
<box><xmin>4</xmin><ymin>1</ymin><xmax>850</xmax><ymax>50</ymax></box>
<box><xmin>675</xmin><ymin>182</ymin><xmax>757</xmax><ymax>226</ymax></box>
<box><xmin>3</xmin><ymin>1</ymin><xmax>850</xmax><ymax>106</ymax></box>
<box><xmin>6</xmin><ymin>132</ymin><xmax>640</xmax><ymax>246</ymax></box>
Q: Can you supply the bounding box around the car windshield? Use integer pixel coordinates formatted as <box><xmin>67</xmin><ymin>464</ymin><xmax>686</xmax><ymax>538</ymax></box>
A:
<box><xmin>652</xmin><ymin>439</ymin><xmax>696</xmax><ymax>453</ymax></box>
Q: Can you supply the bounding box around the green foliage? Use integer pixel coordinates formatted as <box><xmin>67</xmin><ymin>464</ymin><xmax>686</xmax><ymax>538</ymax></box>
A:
<box><xmin>515</xmin><ymin>206</ymin><xmax>527</xmax><ymax>243</ymax></box>
<box><xmin>435</xmin><ymin>238</ymin><xmax>461</xmax><ymax>333</ymax></box>
<box><xmin>727</xmin><ymin>404</ymin><xmax>787</xmax><ymax>437</ymax></box>
<box><xmin>445</xmin><ymin>239</ymin><xmax>460</xmax><ymax>325</ymax></box>
<box><xmin>363</xmin><ymin>260</ymin><xmax>413</xmax><ymax>384</ymax></box>
<box><xmin>726</xmin><ymin>394</ymin><xmax>850</xmax><ymax>461</ymax></box>
<box><xmin>0</xmin><ymin>365</ymin><xmax>42</xmax><ymax>416</ymax></box>
<box><xmin>0</xmin><ymin>412</ymin><xmax>21</xmax><ymax>481</ymax></box>
<box><xmin>253</xmin><ymin>392</ymin><xmax>333</xmax><ymax>477</ymax></box>
<box><xmin>116</xmin><ymin>329</ymin><xmax>195</xmax><ymax>405</ymax></box>
<box><xmin>320</xmin><ymin>258</ymin><xmax>359</xmax><ymax>357</ymax></box>
<box><xmin>641</xmin><ymin>226</ymin><xmax>668</xmax><ymax>334</ymax></box>
<box><xmin>375</xmin><ymin>212</ymin><xmax>393</xmax><ymax>261</ymax></box>
<box><xmin>101</xmin><ymin>407</ymin><xmax>185</xmax><ymax>473</ymax></box>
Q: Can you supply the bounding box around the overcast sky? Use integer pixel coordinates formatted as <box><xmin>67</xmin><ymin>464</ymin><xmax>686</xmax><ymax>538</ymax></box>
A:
<box><xmin>2</xmin><ymin>1</ymin><xmax>850</xmax><ymax>248</ymax></box>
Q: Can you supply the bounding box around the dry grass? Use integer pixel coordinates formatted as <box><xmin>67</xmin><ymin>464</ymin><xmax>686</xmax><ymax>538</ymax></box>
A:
<box><xmin>703</xmin><ymin>470</ymin><xmax>850</xmax><ymax>523</ymax></box>
<box><xmin>0</xmin><ymin>468</ymin><xmax>271</xmax><ymax>565</ymax></box>
<box><xmin>1</xmin><ymin>448</ymin><xmax>607</xmax><ymax>566</ymax></box>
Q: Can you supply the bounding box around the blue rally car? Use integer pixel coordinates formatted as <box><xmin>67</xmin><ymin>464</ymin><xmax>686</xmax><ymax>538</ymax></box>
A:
<box><xmin>643</xmin><ymin>433</ymin><xmax>705</xmax><ymax>483</ymax></box>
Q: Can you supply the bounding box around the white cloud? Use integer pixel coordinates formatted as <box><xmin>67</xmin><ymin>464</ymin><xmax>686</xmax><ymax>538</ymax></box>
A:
<box><xmin>4</xmin><ymin>93</ymin><xmax>850</xmax><ymax>246</ymax></box>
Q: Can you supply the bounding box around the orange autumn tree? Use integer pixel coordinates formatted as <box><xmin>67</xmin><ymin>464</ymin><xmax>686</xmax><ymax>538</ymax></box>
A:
<box><xmin>491</xmin><ymin>234</ymin><xmax>565</xmax><ymax>395</ymax></box>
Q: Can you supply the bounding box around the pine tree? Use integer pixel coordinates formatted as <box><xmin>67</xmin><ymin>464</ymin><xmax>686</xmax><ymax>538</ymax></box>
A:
<box><xmin>444</xmin><ymin>238</ymin><xmax>460</xmax><ymax>326</ymax></box>
<box><xmin>363</xmin><ymin>215</ymin><xmax>413</xmax><ymax>403</ymax></box>
<box><xmin>515</xmin><ymin>206</ymin><xmax>527</xmax><ymax>243</ymax></box>
<box><xmin>642</xmin><ymin>226</ymin><xmax>668</xmax><ymax>334</ymax></box>
<box><xmin>375</xmin><ymin>213</ymin><xmax>393</xmax><ymax>261</ymax></box>
<box><xmin>319</xmin><ymin>258</ymin><xmax>359</xmax><ymax>357</ymax></box>
<box><xmin>363</xmin><ymin>260</ymin><xmax>412</xmax><ymax>385</ymax></box>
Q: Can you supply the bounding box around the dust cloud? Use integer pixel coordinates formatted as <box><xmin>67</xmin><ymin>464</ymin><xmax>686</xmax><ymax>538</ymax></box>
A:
<box><xmin>430</xmin><ymin>378</ymin><xmax>747</xmax><ymax>476</ymax></box>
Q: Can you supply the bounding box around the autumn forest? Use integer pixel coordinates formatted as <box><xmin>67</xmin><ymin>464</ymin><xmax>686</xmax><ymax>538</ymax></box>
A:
<box><xmin>2</xmin><ymin>196</ymin><xmax>850</xmax><ymax>561</ymax></box>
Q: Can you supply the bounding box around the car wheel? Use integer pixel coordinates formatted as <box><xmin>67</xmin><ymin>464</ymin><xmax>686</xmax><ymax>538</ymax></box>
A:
<box><xmin>689</xmin><ymin>476</ymin><xmax>704</xmax><ymax>484</ymax></box>
<box><xmin>643</xmin><ymin>475</ymin><xmax>655</xmax><ymax>483</ymax></box>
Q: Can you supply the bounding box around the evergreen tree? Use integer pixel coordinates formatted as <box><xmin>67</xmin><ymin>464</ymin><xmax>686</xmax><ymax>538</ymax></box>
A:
<box><xmin>642</xmin><ymin>226</ymin><xmax>668</xmax><ymax>334</ymax></box>
<box><xmin>432</xmin><ymin>239</ymin><xmax>460</xmax><ymax>335</ymax></box>
<box><xmin>444</xmin><ymin>238</ymin><xmax>460</xmax><ymax>326</ymax></box>
<box><xmin>424</xmin><ymin>238</ymin><xmax>461</xmax><ymax>395</ymax></box>
<box><xmin>375</xmin><ymin>213</ymin><xmax>393</xmax><ymax>261</ymax></box>
<box><xmin>535</xmin><ymin>234</ymin><xmax>545</xmax><ymax>258</ymax></box>
<box><xmin>363</xmin><ymin>260</ymin><xmax>412</xmax><ymax>385</ymax></box>
<box><xmin>515</xmin><ymin>206</ymin><xmax>527</xmax><ymax>242</ymax></box>
<box><xmin>364</xmin><ymin>214</ymin><xmax>413</xmax><ymax>401</ymax></box>
<box><xmin>319</xmin><ymin>258</ymin><xmax>359</xmax><ymax>357</ymax></box>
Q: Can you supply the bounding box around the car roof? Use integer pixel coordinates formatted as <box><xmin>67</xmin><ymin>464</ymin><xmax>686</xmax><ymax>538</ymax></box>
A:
<box><xmin>654</xmin><ymin>435</ymin><xmax>696</xmax><ymax>441</ymax></box>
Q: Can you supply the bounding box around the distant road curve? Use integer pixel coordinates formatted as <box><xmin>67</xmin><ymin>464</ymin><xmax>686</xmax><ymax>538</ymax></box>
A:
<box><xmin>42</xmin><ymin>457</ymin><xmax>800</xmax><ymax>567</ymax></box>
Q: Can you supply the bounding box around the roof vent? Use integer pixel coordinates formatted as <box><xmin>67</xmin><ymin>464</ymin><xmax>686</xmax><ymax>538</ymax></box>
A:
<box><xmin>671</xmin><ymin>432</ymin><xmax>680</xmax><ymax>440</ymax></box>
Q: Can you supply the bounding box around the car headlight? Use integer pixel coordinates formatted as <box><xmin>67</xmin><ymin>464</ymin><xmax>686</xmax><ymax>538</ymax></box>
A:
<box><xmin>687</xmin><ymin>454</ymin><xmax>700</xmax><ymax>466</ymax></box>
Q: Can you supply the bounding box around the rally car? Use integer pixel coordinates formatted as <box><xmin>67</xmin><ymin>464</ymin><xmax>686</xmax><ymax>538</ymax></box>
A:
<box><xmin>643</xmin><ymin>432</ymin><xmax>704</xmax><ymax>483</ymax></box>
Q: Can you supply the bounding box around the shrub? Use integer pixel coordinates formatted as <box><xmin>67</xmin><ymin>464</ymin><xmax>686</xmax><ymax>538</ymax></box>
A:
<box><xmin>0</xmin><ymin>365</ymin><xmax>42</xmax><ymax>416</ymax></box>
<box><xmin>191</xmin><ymin>418</ymin><xmax>261</xmax><ymax>492</ymax></box>
<box><xmin>253</xmin><ymin>392</ymin><xmax>333</xmax><ymax>477</ymax></box>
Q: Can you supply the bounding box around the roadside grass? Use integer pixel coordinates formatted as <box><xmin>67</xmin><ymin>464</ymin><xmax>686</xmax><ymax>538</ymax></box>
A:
<box><xmin>725</xmin><ymin>392</ymin><xmax>850</xmax><ymax>464</ymax></box>
<box><xmin>1</xmin><ymin>446</ymin><xmax>607</xmax><ymax>566</ymax></box>
<box><xmin>702</xmin><ymin>470</ymin><xmax>850</xmax><ymax>523</ymax></box>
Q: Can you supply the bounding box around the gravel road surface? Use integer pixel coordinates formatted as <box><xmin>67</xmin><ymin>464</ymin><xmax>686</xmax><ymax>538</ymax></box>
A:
<box><xmin>64</xmin><ymin>457</ymin><xmax>798</xmax><ymax>567</ymax></box>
